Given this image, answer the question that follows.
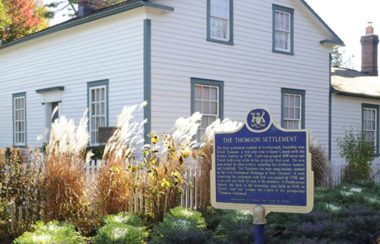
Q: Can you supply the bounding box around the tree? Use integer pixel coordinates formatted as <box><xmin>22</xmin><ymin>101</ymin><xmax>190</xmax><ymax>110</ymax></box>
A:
<box><xmin>46</xmin><ymin>0</ymin><xmax>124</xmax><ymax>18</ymax></box>
<box><xmin>0</xmin><ymin>0</ymin><xmax>49</xmax><ymax>43</ymax></box>
<box><xmin>331</xmin><ymin>47</ymin><xmax>354</xmax><ymax>69</ymax></box>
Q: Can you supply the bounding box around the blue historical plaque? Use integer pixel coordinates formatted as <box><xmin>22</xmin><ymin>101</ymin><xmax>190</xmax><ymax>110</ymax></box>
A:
<box><xmin>211</xmin><ymin>109</ymin><xmax>314</xmax><ymax>213</ymax></box>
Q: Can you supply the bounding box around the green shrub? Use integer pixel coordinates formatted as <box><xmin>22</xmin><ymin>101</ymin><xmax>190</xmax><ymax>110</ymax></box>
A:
<box><xmin>94</xmin><ymin>213</ymin><xmax>147</xmax><ymax>244</ymax></box>
<box><xmin>94</xmin><ymin>222</ymin><xmax>148</xmax><ymax>244</ymax></box>
<box><xmin>13</xmin><ymin>221</ymin><xmax>87</xmax><ymax>244</ymax></box>
<box><xmin>151</xmin><ymin>206</ymin><xmax>209</xmax><ymax>244</ymax></box>
<box><xmin>338</xmin><ymin>129</ymin><xmax>375</xmax><ymax>183</ymax></box>
<box><xmin>266</xmin><ymin>183</ymin><xmax>380</xmax><ymax>243</ymax></box>
<box><xmin>103</xmin><ymin>212</ymin><xmax>144</xmax><ymax>226</ymax></box>
<box><xmin>212</xmin><ymin>210</ymin><xmax>254</xmax><ymax>244</ymax></box>
<box><xmin>0</xmin><ymin>148</ymin><xmax>44</xmax><ymax>242</ymax></box>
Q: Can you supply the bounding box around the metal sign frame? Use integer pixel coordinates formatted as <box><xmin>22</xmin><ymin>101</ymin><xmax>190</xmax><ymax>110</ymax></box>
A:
<box><xmin>210</xmin><ymin>108</ymin><xmax>314</xmax><ymax>214</ymax></box>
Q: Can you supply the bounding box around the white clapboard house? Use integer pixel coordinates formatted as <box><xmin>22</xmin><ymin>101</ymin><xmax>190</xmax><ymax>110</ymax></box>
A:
<box><xmin>331</xmin><ymin>24</ymin><xmax>380</xmax><ymax>160</ymax></box>
<box><xmin>0</xmin><ymin>0</ymin><xmax>343</xmax><ymax>159</ymax></box>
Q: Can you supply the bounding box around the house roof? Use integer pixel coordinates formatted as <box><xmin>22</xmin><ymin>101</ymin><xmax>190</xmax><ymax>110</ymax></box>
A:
<box><xmin>331</xmin><ymin>67</ymin><xmax>380</xmax><ymax>99</ymax></box>
<box><xmin>300</xmin><ymin>0</ymin><xmax>344</xmax><ymax>46</ymax></box>
<box><xmin>0</xmin><ymin>0</ymin><xmax>342</xmax><ymax>50</ymax></box>
<box><xmin>0</xmin><ymin>0</ymin><xmax>173</xmax><ymax>50</ymax></box>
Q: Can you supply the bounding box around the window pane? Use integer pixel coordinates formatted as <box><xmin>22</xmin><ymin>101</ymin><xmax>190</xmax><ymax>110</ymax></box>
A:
<box><xmin>203</xmin><ymin>86</ymin><xmax>210</xmax><ymax>100</ymax></box>
<box><xmin>210</xmin><ymin>101</ymin><xmax>218</xmax><ymax>114</ymax></box>
<box><xmin>211</xmin><ymin>0</ymin><xmax>229</xmax><ymax>18</ymax></box>
<box><xmin>203</xmin><ymin>101</ymin><xmax>211</xmax><ymax>114</ymax></box>
<box><xmin>210</xmin><ymin>87</ymin><xmax>218</xmax><ymax>100</ymax></box>
<box><xmin>195</xmin><ymin>86</ymin><xmax>202</xmax><ymax>99</ymax></box>
<box><xmin>195</xmin><ymin>101</ymin><xmax>202</xmax><ymax>112</ymax></box>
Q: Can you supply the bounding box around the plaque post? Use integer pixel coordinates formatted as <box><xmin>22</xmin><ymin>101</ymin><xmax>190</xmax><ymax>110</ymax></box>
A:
<box><xmin>254</xmin><ymin>205</ymin><xmax>266</xmax><ymax>244</ymax></box>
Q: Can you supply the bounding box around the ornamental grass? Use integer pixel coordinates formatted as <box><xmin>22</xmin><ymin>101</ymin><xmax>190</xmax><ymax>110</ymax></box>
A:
<box><xmin>43</xmin><ymin>112</ymin><xmax>96</xmax><ymax>235</ymax></box>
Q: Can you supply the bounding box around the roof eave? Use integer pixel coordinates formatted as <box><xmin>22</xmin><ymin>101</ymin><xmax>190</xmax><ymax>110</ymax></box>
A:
<box><xmin>331</xmin><ymin>87</ymin><xmax>380</xmax><ymax>100</ymax></box>
<box><xmin>320</xmin><ymin>39</ymin><xmax>345</xmax><ymax>48</ymax></box>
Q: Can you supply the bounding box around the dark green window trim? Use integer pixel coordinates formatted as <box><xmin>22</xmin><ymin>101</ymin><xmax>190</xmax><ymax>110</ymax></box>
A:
<box><xmin>362</xmin><ymin>103</ymin><xmax>379</xmax><ymax>156</ymax></box>
<box><xmin>12</xmin><ymin>92</ymin><xmax>27</xmax><ymax>147</ymax></box>
<box><xmin>328</xmin><ymin>53</ymin><xmax>332</xmax><ymax>161</ymax></box>
<box><xmin>87</xmin><ymin>79</ymin><xmax>109</xmax><ymax>145</ymax></box>
<box><xmin>272</xmin><ymin>4</ymin><xmax>294</xmax><ymax>55</ymax></box>
<box><xmin>207</xmin><ymin>0</ymin><xmax>234</xmax><ymax>45</ymax></box>
<box><xmin>191</xmin><ymin>78</ymin><xmax>224</xmax><ymax>119</ymax></box>
<box><xmin>36</xmin><ymin>86</ymin><xmax>64</xmax><ymax>94</ymax></box>
<box><xmin>144</xmin><ymin>19</ymin><xmax>152</xmax><ymax>144</ymax></box>
<box><xmin>281</xmin><ymin>88</ymin><xmax>305</xmax><ymax>129</ymax></box>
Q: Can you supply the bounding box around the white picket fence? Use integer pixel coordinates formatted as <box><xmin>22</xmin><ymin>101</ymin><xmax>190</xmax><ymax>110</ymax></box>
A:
<box><xmin>328</xmin><ymin>158</ymin><xmax>380</xmax><ymax>187</ymax></box>
<box><xmin>84</xmin><ymin>159</ymin><xmax>203</xmax><ymax>210</ymax></box>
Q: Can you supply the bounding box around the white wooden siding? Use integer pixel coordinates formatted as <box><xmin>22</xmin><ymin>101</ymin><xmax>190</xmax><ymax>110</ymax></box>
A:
<box><xmin>331</xmin><ymin>94</ymin><xmax>380</xmax><ymax>160</ymax></box>
<box><xmin>149</xmin><ymin>0</ymin><xmax>333</xmax><ymax>153</ymax></box>
<box><xmin>0</xmin><ymin>9</ymin><xmax>146</xmax><ymax>147</ymax></box>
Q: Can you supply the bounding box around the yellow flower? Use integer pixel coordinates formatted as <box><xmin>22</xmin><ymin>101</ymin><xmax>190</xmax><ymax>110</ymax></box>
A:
<box><xmin>161</xmin><ymin>178</ymin><xmax>171</xmax><ymax>189</ymax></box>
<box><xmin>151</xmin><ymin>135</ymin><xmax>159</xmax><ymax>144</ymax></box>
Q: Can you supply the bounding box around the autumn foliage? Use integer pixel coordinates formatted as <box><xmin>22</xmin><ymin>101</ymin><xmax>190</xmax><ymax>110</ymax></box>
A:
<box><xmin>0</xmin><ymin>0</ymin><xmax>48</xmax><ymax>43</ymax></box>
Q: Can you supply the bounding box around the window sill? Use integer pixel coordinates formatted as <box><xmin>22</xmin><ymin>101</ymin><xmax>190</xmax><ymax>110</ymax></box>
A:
<box><xmin>273</xmin><ymin>49</ymin><xmax>294</xmax><ymax>56</ymax></box>
<box><xmin>207</xmin><ymin>38</ymin><xmax>234</xmax><ymax>46</ymax></box>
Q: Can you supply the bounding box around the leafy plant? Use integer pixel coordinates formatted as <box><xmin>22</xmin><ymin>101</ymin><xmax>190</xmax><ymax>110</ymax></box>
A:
<box><xmin>212</xmin><ymin>210</ymin><xmax>254</xmax><ymax>244</ymax></box>
<box><xmin>310</xmin><ymin>141</ymin><xmax>328</xmax><ymax>186</ymax></box>
<box><xmin>338</xmin><ymin>129</ymin><xmax>375</xmax><ymax>183</ymax></box>
<box><xmin>94</xmin><ymin>222</ymin><xmax>148</xmax><ymax>244</ymax></box>
<box><xmin>0</xmin><ymin>147</ymin><xmax>44</xmax><ymax>242</ymax></box>
<box><xmin>94</xmin><ymin>212</ymin><xmax>147</xmax><ymax>244</ymax></box>
<box><xmin>13</xmin><ymin>221</ymin><xmax>87</xmax><ymax>244</ymax></box>
<box><xmin>151</xmin><ymin>206</ymin><xmax>209</xmax><ymax>244</ymax></box>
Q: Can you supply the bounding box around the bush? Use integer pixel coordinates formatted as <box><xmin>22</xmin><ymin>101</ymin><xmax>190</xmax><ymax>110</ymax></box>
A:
<box><xmin>151</xmin><ymin>206</ymin><xmax>209</xmax><ymax>244</ymax></box>
<box><xmin>212</xmin><ymin>210</ymin><xmax>254</xmax><ymax>244</ymax></box>
<box><xmin>338</xmin><ymin>129</ymin><xmax>375</xmax><ymax>183</ymax></box>
<box><xmin>0</xmin><ymin>148</ymin><xmax>44</xmax><ymax>242</ymax></box>
<box><xmin>103</xmin><ymin>212</ymin><xmax>144</xmax><ymax>226</ymax></box>
<box><xmin>310</xmin><ymin>142</ymin><xmax>328</xmax><ymax>186</ymax></box>
<box><xmin>94</xmin><ymin>213</ymin><xmax>147</xmax><ymax>244</ymax></box>
<box><xmin>94</xmin><ymin>222</ymin><xmax>148</xmax><ymax>244</ymax></box>
<box><xmin>266</xmin><ymin>183</ymin><xmax>380</xmax><ymax>243</ymax></box>
<box><xmin>13</xmin><ymin>221</ymin><xmax>87</xmax><ymax>244</ymax></box>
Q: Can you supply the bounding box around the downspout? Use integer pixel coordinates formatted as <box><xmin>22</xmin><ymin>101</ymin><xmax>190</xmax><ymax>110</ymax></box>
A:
<box><xmin>328</xmin><ymin>53</ymin><xmax>332</xmax><ymax>161</ymax></box>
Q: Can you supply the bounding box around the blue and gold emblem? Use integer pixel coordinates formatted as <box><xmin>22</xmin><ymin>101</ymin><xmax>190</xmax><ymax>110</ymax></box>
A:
<box><xmin>247</xmin><ymin>108</ymin><xmax>271</xmax><ymax>131</ymax></box>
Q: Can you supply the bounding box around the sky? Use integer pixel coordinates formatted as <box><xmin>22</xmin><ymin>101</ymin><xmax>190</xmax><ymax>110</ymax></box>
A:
<box><xmin>305</xmin><ymin>0</ymin><xmax>380</xmax><ymax>70</ymax></box>
<box><xmin>45</xmin><ymin>0</ymin><xmax>380</xmax><ymax>71</ymax></box>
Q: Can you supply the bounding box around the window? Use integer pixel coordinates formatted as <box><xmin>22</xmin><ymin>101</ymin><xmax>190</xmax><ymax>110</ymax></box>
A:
<box><xmin>13</xmin><ymin>92</ymin><xmax>26</xmax><ymax>146</ymax></box>
<box><xmin>362</xmin><ymin>104</ymin><xmax>379</xmax><ymax>154</ymax></box>
<box><xmin>88</xmin><ymin>80</ymin><xmax>109</xmax><ymax>145</ymax></box>
<box><xmin>273</xmin><ymin>5</ymin><xmax>294</xmax><ymax>54</ymax></box>
<box><xmin>208</xmin><ymin>0</ymin><xmax>233</xmax><ymax>44</ymax></box>
<box><xmin>281</xmin><ymin>88</ymin><xmax>305</xmax><ymax>129</ymax></box>
<box><xmin>191</xmin><ymin>78</ymin><xmax>224</xmax><ymax>140</ymax></box>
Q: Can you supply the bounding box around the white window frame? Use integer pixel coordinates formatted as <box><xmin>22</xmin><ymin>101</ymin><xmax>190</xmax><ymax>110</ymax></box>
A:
<box><xmin>281</xmin><ymin>89</ymin><xmax>305</xmax><ymax>130</ymax></box>
<box><xmin>13</xmin><ymin>94</ymin><xmax>26</xmax><ymax>146</ymax></box>
<box><xmin>194</xmin><ymin>84</ymin><xmax>220</xmax><ymax>137</ymax></box>
<box><xmin>208</xmin><ymin>0</ymin><xmax>232</xmax><ymax>43</ymax></box>
<box><xmin>89</xmin><ymin>85</ymin><xmax>107</xmax><ymax>145</ymax></box>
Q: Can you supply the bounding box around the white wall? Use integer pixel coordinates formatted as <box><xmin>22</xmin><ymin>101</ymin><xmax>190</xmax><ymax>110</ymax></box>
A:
<box><xmin>331</xmin><ymin>94</ymin><xmax>380</xmax><ymax>160</ymax></box>
<box><xmin>149</xmin><ymin>0</ymin><xmax>332</xmax><ymax>152</ymax></box>
<box><xmin>0</xmin><ymin>8</ymin><xmax>146</xmax><ymax>147</ymax></box>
